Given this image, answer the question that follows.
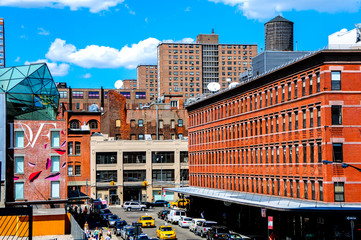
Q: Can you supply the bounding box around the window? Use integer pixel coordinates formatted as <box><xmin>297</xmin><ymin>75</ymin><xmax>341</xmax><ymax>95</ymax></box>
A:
<box><xmin>288</xmin><ymin>84</ymin><xmax>291</xmax><ymax>100</ymax></box>
<box><xmin>311</xmin><ymin>181</ymin><xmax>316</xmax><ymax>200</ymax></box>
<box><xmin>138</xmin><ymin>134</ymin><xmax>144</xmax><ymax>140</ymax></box>
<box><xmin>159</xmin><ymin>120</ymin><xmax>164</xmax><ymax>129</ymax></box>
<box><xmin>317</xmin><ymin>143</ymin><xmax>322</xmax><ymax>163</ymax></box>
<box><xmin>304</xmin><ymin>181</ymin><xmax>308</xmax><ymax>199</ymax></box>
<box><xmin>310</xmin><ymin>143</ymin><xmax>314</xmax><ymax>163</ymax></box>
<box><xmin>295</xmin><ymin>112</ymin><xmax>298</xmax><ymax>130</ymax></box>
<box><xmin>135</xmin><ymin>92</ymin><xmax>146</xmax><ymax>99</ymax></box>
<box><xmin>282</xmin><ymin>115</ymin><xmax>286</xmax><ymax>131</ymax></box>
<box><xmin>96</xmin><ymin>170</ymin><xmax>117</xmax><ymax>182</ymax></box>
<box><xmin>75</xmin><ymin>165</ymin><xmax>81</xmax><ymax>175</ymax></box>
<box><xmin>180</xmin><ymin>151</ymin><xmax>189</xmax><ymax>163</ymax></box>
<box><xmin>75</xmin><ymin>142</ymin><xmax>81</xmax><ymax>155</ymax></box>
<box><xmin>59</xmin><ymin>91</ymin><xmax>68</xmax><ymax>99</ymax></box>
<box><xmin>123</xmin><ymin>152</ymin><xmax>146</xmax><ymax>163</ymax></box>
<box><xmin>289</xmin><ymin>145</ymin><xmax>292</xmax><ymax>163</ymax></box>
<box><xmin>15</xmin><ymin>182</ymin><xmax>24</xmax><ymax>199</ymax></box>
<box><xmin>331</xmin><ymin>71</ymin><xmax>341</xmax><ymax>90</ymax></box>
<box><xmin>72</xmin><ymin>91</ymin><xmax>84</xmax><ymax>99</ymax></box>
<box><xmin>138</xmin><ymin>119</ymin><xmax>144</xmax><ymax>127</ymax></box>
<box><xmin>310</xmin><ymin>109</ymin><xmax>314</xmax><ymax>128</ymax></box>
<box><xmin>316</xmin><ymin>72</ymin><xmax>320</xmax><ymax>92</ymax></box>
<box><xmin>51</xmin><ymin>131</ymin><xmax>60</xmax><ymax>148</ymax></box>
<box><xmin>331</xmin><ymin>105</ymin><xmax>342</xmax><ymax>125</ymax></box>
<box><xmin>89</xmin><ymin>120</ymin><xmax>98</xmax><ymax>129</ymax></box>
<box><xmin>282</xmin><ymin>85</ymin><xmax>285</xmax><ymax>102</ymax></box>
<box><xmin>152</xmin><ymin>152</ymin><xmax>174</xmax><ymax>163</ymax></box>
<box><xmin>120</xmin><ymin>92</ymin><xmax>131</xmax><ymax>99</ymax></box>
<box><xmin>51</xmin><ymin>156</ymin><xmax>60</xmax><ymax>172</ymax></box>
<box><xmin>178</xmin><ymin>119</ymin><xmax>183</xmax><ymax>127</ymax></box>
<box><xmin>319</xmin><ymin>181</ymin><xmax>323</xmax><ymax>201</ymax></box>
<box><xmin>295</xmin><ymin>145</ymin><xmax>299</xmax><ymax>163</ymax></box>
<box><xmin>68</xmin><ymin>142</ymin><xmax>73</xmax><ymax>155</ymax></box>
<box><xmin>70</xmin><ymin>120</ymin><xmax>80</xmax><ymax>129</ymax></box>
<box><xmin>68</xmin><ymin>165</ymin><xmax>73</xmax><ymax>176</ymax></box>
<box><xmin>309</xmin><ymin>75</ymin><xmax>313</xmax><ymax>94</ymax></box>
<box><xmin>124</xmin><ymin>170</ymin><xmax>146</xmax><ymax>182</ymax></box>
<box><xmin>170</xmin><ymin>101</ymin><xmax>178</xmax><ymax>107</ymax></box>
<box><xmin>115</xmin><ymin>120</ymin><xmax>121</xmax><ymax>128</ymax></box>
<box><xmin>51</xmin><ymin>181</ymin><xmax>60</xmax><ymax>198</ymax></box>
<box><xmin>288</xmin><ymin>113</ymin><xmax>292</xmax><ymax>131</ymax></box>
<box><xmin>152</xmin><ymin>170</ymin><xmax>174</xmax><ymax>181</ymax></box>
<box><xmin>180</xmin><ymin>169</ymin><xmax>189</xmax><ymax>181</ymax></box>
<box><xmin>294</xmin><ymin>80</ymin><xmax>298</xmax><ymax>98</ymax></box>
<box><xmin>303</xmin><ymin>110</ymin><xmax>306</xmax><ymax>128</ymax></box>
<box><xmin>303</xmin><ymin>144</ymin><xmax>307</xmax><ymax>163</ymax></box>
<box><xmin>333</xmin><ymin>143</ymin><xmax>343</xmax><ymax>163</ymax></box>
<box><xmin>171</xmin><ymin>120</ymin><xmax>175</xmax><ymax>129</ymax></box>
<box><xmin>88</xmin><ymin>91</ymin><xmax>99</xmax><ymax>99</ymax></box>
<box><xmin>15</xmin><ymin>131</ymin><xmax>24</xmax><ymax>148</ymax></box>
<box><xmin>317</xmin><ymin>107</ymin><xmax>321</xmax><ymax>127</ymax></box>
<box><xmin>96</xmin><ymin>152</ymin><xmax>117</xmax><ymax>164</ymax></box>
<box><xmin>334</xmin><ymin>182</ymin><xmax>345</xmax><ymax>202</ymax></box>
<box><xmin>15</xmin><ymin>156</ymin><xmax>24</xmax><ymax>174</ymax></box>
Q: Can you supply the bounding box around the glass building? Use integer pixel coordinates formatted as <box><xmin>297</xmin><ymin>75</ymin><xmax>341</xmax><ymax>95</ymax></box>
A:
<box><xmin>0</xmin><ymin>63</ymin><xmax>59</xmax><ymax>120</ymax></box>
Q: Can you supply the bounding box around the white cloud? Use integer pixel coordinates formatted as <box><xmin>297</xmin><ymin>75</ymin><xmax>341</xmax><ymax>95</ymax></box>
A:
<box><xmin>0</xmin><ymin>0</ymin><xmax>124</xmax><ymax>13</ymax></box>
<box><xmin>185</xmin><ymin>6</ymin><xmax>191</xmax><ymax>12</ymax></box>
<box><xmin>38</xmin><ymin>27</ymin><xmax>50</xmax><ymax>36</ymax></box>
<box><xmin>25</xmin><ymin>59</ymin><xmax>70</xmax><ymax>77</ymax></box>
<box><xmin>15</xmin><ymin>56</ymin><xmax>20</xmax><ymax>62</ymax></box>
<box><xmin>208</xmin><ymin>0</ymin><xmax>361</xmax><ymax>20</ymax></box>
<box><xmin>145</xmin><ymin>17</ymin><xmax>148</xmax><ymax>23</ymax></box>
<box><xmin>46</xmin><ymin>37</ymin><xmax>161</xmax><ymax>69</ymax></box>
<box><xmin>83</xmin><ymin>73</ymin><xmax>92</xmax><ymax>79</ymax></box>
<box><xmin>124</xmin><ymin>4</ymin><xmax>135</xmax><ymax>15</ymax></box>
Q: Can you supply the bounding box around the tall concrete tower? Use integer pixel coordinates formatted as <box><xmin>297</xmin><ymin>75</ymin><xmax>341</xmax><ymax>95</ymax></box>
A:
<box><xmin>265</xmin><ymin>15</ymin><xmax>293</xmax><ymax>51</ymax></box>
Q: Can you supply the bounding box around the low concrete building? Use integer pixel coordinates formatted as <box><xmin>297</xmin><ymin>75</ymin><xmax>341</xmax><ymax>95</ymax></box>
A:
<box><xmin>90</xmin><ymin>135</ymin><xmax>188</xmax><ymax>205</ymax></box>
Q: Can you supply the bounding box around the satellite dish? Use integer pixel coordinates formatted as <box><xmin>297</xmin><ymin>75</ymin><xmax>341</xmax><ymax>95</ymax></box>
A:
<box><xmin>114</xmin><ymin>80</ymin><xmax>124</xmax><ymax>89</ymax></box>
<box><xmin>228</xmin><ymin>82</ymin><xmax>240</xmax><ymax>89</ymax></box>
<box><xmin>207</xmin><ymin>82</ymin><xmax>221</xmax><ymax>92</ymax></box>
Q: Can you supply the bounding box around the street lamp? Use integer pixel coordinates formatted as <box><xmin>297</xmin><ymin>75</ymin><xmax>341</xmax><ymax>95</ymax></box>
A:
<box><xmin>322</xmin><ymin>160</ymin><xmax>361</xmax><ymax>173</ymax></box>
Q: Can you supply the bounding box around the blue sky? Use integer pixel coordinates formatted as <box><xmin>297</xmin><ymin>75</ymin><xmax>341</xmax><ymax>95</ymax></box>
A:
<box><xmin>1</xmin><ymin>0</ymin><xmax>361</xmax><ymax>89</ymax></box>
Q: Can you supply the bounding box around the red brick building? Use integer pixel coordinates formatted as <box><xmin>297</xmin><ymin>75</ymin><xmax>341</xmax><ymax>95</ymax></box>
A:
<box><xmin>176</xmin><ymin>50</ymin><xmax>361</xmax><ymax>239</ymax></box>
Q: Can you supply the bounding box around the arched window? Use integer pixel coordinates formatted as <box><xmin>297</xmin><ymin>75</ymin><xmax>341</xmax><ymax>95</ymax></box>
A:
<box><xmin>70</xmin><ymin>120</ymin><xmax>80</xmax><ymax>129</ymax></box>
<box><xmin>88</xmin><ymin>120</ymin><xmax>98</xmax><ymax>129</ymax></box>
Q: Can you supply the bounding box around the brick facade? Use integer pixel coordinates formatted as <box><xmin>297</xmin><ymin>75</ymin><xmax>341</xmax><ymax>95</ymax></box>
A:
<box><xmin>187</xmin><ymin>50</ymin><xmax>361</xmax><ymax>203</ymax></box>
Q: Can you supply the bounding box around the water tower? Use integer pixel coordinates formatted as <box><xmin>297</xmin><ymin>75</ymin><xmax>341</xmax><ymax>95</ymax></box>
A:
<box><xmin>265</xmin><ymin>15</ymin><xmax>294</xmax><ymax>51</ymax></box>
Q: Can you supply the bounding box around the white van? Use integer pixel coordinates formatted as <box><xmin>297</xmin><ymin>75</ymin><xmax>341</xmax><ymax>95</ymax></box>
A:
<box><xmin>167</xmin><ymin>209</ymin><xmax>187</xmax><ymax>224</ymax></box>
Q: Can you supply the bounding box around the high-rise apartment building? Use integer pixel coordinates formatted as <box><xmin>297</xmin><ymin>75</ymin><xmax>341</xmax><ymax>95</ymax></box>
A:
<box><xmin>154</xmin><ymin>33</ymin><xmax>257</xmax><ymax>99</ymax></box>
<box><xmin>137</xmin><ymin>65</ymin><xmax>158</xmax><ymax>100</ymax></box>
<box><xmin>0</xmin><ymin>18</ymin><xmax>5</xmax><ymax>68</ymax></box>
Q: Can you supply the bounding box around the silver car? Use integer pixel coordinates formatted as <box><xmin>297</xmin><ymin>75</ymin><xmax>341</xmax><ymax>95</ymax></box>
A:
<box><xmin>178</xmin><ymin>216</ymin><xmax>192</xmax><ymax>228</ymax></box>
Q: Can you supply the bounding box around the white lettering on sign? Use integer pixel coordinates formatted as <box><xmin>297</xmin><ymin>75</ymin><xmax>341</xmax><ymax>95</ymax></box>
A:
<box><xmin>8</xmin><ymin>122</ymin><xmax>57</xmax><ymax>149</ymax></box>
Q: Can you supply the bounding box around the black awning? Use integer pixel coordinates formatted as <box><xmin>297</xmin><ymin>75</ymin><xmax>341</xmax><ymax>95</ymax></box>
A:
<box><xmin>68</xmin><ymin>190</ymin><xmax>90</xmax><ymax>200</ymax></box>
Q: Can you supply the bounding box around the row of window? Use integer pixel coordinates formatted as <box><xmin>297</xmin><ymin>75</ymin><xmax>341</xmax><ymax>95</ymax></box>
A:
<box><xmin>14</xmin><ymin>130</ymin><xmax>60</xmax><ymax>148</ymax></box>
<box><xmin>124</xmin><ymin>119</ymin><xmax>183</xmax><ymax>128</ymax></box>
<box><xmin>190</xmin><ymin>140</ymin><xmax>324</xmax><ymax>165</ymax></box>
<box><xmin>69</xmin><ymin>120</ymin><xmax>98</xmax><ymax>129</ymax></box>
<box><xmin>15</xmin><ymin>155</ymin><xmax>61</xmax><ymax>174</ymax></box>
<box><xmin>59</xmin><ymin>91</ymin><xmax>146</xmax><ymax>100</ymax></box>
<box><xmin>96</xmin><ymin>169</ymin><xmax>189</xmax><ymax>182</ymax></box>
<box><xmin>15</xmin><ymin>181</ymin><xmax>60</xmax><ymax>200</ymax></box>
<box><xmin>96</xmin><ymin>151</ymin><xmax>189</xmax><ymax>164</ymax></box>
<box><xmin>167</xmin><ymin>60</ymin><xmax>200</xmax><ymax>65</ymax></box>
<box><xmin>190</xmin><ymin>70</ymin><xmax>343</xmax><ymax>126</ymax></box>
<box><xmin>190</xmin><ymin>105</ymin><xmax>323</xmax><ymax>146</ymax></box>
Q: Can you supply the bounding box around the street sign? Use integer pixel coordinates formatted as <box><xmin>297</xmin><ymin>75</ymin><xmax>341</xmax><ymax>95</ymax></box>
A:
<box><xmin>268</xmin><ymin>216</ymin><xmax>273</xmax><ymax>229</ymax></box>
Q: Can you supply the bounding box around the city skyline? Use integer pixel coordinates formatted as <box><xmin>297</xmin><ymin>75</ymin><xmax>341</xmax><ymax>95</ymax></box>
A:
<box><xmin>1</xmin><ymin>0</ymin><xmax>361</xmax><ymax>88</ymax></box>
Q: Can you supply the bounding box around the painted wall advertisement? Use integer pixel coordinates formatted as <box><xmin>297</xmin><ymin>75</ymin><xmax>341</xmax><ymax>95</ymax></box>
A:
<box><xmin>0</xmin><ymin>93</ymin><xmax>5</xmax><ymax>182</ymax></box>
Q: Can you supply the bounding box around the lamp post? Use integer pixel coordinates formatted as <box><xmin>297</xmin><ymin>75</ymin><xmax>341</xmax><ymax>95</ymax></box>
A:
<box><xmin>322</xmin><ymin>160</ymin><xmax>361</xmax><ymax>173</ymax></box>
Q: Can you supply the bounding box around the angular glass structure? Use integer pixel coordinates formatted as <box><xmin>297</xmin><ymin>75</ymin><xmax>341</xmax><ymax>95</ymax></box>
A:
<box><xmin>0</xmin><ymin>63</ymin><xmax>59</xmax><ymax>120</ymax></box>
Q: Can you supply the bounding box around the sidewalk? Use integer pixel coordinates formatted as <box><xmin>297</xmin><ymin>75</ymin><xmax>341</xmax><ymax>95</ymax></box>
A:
<box><xmin>33</xmin><ymin>235</ymin><xmax>73</xmax><ymax>240</ymax></box>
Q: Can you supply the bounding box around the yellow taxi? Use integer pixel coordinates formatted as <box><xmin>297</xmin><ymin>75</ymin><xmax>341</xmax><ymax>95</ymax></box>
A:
<box><xmin>156</xmin><ymin>225</ymin><xmax>176</xmax><ymax>239</ymax></box>
<box><xmin>169</xmin><ymin>198</ymin><xmax>190</xmax><ymax>208</ymax></box>
<box><xmin>138</xmin><ymin>215</ymin><xmax>155</xmax><ymax>228</ymax></box>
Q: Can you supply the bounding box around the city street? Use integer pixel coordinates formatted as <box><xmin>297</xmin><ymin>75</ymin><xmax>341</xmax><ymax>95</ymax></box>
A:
<box><xmin>108</xmin><ymin>206</ymin><xmax>202</xmax><ymax>240</ymax></box>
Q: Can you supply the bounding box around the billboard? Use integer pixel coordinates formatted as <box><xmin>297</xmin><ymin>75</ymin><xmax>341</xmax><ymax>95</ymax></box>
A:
<box><xmin>0</xmin><ymin>93</ymin><xmax>5</xmax><ymax>182</ymax></box>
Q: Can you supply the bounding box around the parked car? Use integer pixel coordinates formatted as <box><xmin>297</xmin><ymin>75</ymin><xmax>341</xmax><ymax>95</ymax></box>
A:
<box><xmin>167</xmin><ymin>209</ymin><xmax>186</xmax><ymax>224</ymax></box>
<box><xmin>219</xmin><ymin>232</ymin><xmax>245</xmax><ymax>240</ymax></box>
<box><xmin>169</xmin><ymin>199</ymin><xmax>190</xmax><ymax>208</ymax></box>
<box><xmin>158</xmin><ymin>210</ymin><xmax>170</xmax><ymax>220</ymax></box>
<box><xmin>123</xmin><ymin>201</ymin><xmax>147</xmax><ymax>211</ymax></box>
<box><xmin>189</xmin><ymin>218</ymin><xmax>206</xmax><ymax>232</ymax></box>
<box><xmin>178</xmin><ymin>216</ymin><xmax>192</xmax><ymax>228</ymax></box>
<box><xmin>141</xmin><ymin>201</ymin><xmax>153</xmax><ymax>209</ymax></box>
<box><xmin>152</xmin><ymin>200</ymin><xmax>169</xmax><ymax>207</ymax></box>
<box><xmin>131</xmin><ymin>233</ymin><xmax>156</xmax><ymax>240</ymax></box>
<box><xmin>114</xmin><ymin>220</ymin><xmax>128</xmax><ymax>236</ymax></box>
<box><xmin>99</xmin><ymin>209</ymin><xmax>112</xmax><ymax>221</ymax></box>
<box><xmin>107</xmin><ymin>214</ymin><xmax>121</xmax><ymax>228</ymax></box>
<box><xmin>195</xmin><ymin>221</ymin><xmax>218</xmax><ymax>238</ymax></box>
<box><xmin>206</xmin><ymin>226</ymin><xmax>229</xmax><ymax>240</ymax></box>
<box><xmin>121</xmin><ymin>226</ymin><xmax>135</xmax><ymax>240</ymax></box>
<box><xmin>138</xmin><ymin>215</ymin><xmax>155</xmax><ymax>228</ymax></box>
<box><xmin>156</xmin><ymin>225</ymin><xmax>176</xmax><ymax>239</ymax></box>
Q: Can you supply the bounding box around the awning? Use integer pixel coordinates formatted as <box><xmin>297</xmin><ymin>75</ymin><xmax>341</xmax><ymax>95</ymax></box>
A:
<box><xmin>68</xmin><ymin>190</ymin><xmax>90</xmax><ymax>200</ymax></box>
<box><xmin>166</xmin><ymin>186</ymin><xmax>361</xmax><ymax>212</ymax></box>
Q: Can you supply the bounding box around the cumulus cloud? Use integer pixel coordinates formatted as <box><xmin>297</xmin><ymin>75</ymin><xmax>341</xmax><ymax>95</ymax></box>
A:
<box><xmin>38</xmin><ymin>27</ymin><xmax>50</xmax><ymax>36</ymax></box>
<box><xmin>25</xmin><ymin>59</ymin><xmax>70</xmax><ymax>77</ymax></box>
<box><xmin>208</xmin><ymin>0</ymin><xmax>361</xmax><ymax>20</ymax></box>
<box><xmin>0</xmin><ymin>0</ymin><xmax>124</xmax><ymax>13</ymax></box>
<box><xmin>45</xmin><ymin>38</ymin><xmax>161</xmax><ymax>69</ymax></box>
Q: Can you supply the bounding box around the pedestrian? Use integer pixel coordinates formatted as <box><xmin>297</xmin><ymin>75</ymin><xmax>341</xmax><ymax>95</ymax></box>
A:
<box><xmin>201</xmin><ymin>211</ymin><xmax>205</xmax><ymax>219</ymax></box>
<box><xmin>84</xmin><ymin>206</ymin><xmax>88</xmax><ymax>214</ymax></box>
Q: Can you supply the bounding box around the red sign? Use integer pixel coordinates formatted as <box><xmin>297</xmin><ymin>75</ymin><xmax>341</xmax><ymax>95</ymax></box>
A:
<box><xmin>268</xmin><ymin>216</ymin><xmax>273</xmax><ymax>229</ymax></box>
